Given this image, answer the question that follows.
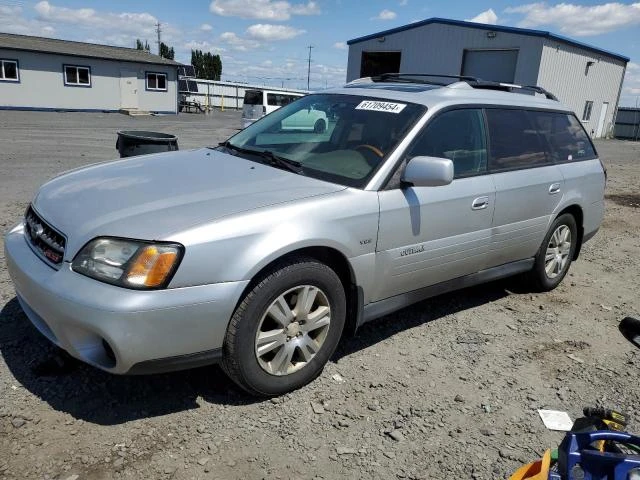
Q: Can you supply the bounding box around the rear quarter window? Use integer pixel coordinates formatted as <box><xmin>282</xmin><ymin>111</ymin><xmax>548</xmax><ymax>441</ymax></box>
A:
<box><xmin>528</xmin><ymin>111</ymin><xmax>597</xmax><ymax>162</ymax></box>
<box><xmin>486</xmin><ymin>109</ymin><xmax>548</xmax><ymax>171</ymax></box>
<box><xmin>243</xmin><ymin>90</ymin><xmax>263</xmax><ymax>105</ymax></box>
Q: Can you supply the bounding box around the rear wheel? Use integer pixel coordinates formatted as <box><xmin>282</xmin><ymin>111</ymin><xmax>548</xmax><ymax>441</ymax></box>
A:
<box><xmin>222</xmin><ymin>257</ymin><xmax>345</xmax><ymax>396</ymax></box>
<box><xmin>527</xmin><ymin>213</ymin><xmax>577</xmax><ymax>291</ymax></box>
<box><xmin>313</xmin><ymin>119</ymin><xmax>326</xmax><ymax>134</ymax></box>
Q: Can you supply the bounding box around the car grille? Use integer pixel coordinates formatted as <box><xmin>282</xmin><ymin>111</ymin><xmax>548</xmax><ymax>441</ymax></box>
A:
<box><xmin>24</xmin><ymin>207</ymin><xmax>66</xmax><ymax>265</ymax></box>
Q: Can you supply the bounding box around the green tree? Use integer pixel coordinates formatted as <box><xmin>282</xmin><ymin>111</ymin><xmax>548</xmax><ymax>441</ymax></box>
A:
<box><xmin>190</xmin><ymin>49</ymin><xmax>222</xmax><ymax>80</ymax></box>
<box><xmin>135</xmin><ymin>38</ymin><xmax>144</xmax><ymax>50</ymax></box>
<box><xmin>159</xmin><ymin>42</ymin><xmax>175</xmax><ymax>60</ymax></box>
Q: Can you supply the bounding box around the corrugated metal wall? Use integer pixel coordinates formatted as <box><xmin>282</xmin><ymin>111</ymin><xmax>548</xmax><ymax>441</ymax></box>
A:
<box><xmin>537</xmin><ymin>41</ymin><xmax>626</xmax><ymax>138</ymax></box>
<box><xmin>347</xmin><ymin>23</ymin><xmax>627</xmax><ymax>139</ymax></box>
<box><xmin>347</xmin><ymin>23</ymin><xmax>544</xmax><ymax>85</ymax></box>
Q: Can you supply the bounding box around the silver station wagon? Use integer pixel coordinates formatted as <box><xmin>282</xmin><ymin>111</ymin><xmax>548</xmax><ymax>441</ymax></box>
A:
<box><xmin>5</xmin><ymin>74</ymin><xmax>605</xmax><ymax>396</ymax></box>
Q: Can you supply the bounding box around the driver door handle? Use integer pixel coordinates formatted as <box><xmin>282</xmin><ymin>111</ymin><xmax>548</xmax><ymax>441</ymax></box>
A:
<box><xmin>472</xmin><ymin>196</ymin><xmax>489</xmax><ymax>210</ymax></box>
<box><xmin>549</xmin><ymin>183</ymin><xmax>562</xmax><ymax>194</ymax></box>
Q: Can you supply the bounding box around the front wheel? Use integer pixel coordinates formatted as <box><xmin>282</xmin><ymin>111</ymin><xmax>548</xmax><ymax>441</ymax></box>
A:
<box><xmin>527</xmin><ymin>213</ymin><xmax>577</xmax><ymax>291</ymax></box>
<box><xmin>222</xmin><ymin>257</ymin><xmax>346</xmax><ymax>396</ymax></box>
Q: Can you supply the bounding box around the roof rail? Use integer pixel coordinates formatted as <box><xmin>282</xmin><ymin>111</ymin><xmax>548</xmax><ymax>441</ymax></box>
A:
<box><xmin>468</xmin><ymin>80</ymin><xmax>558</xmax><ymax>101</ymax></box>
<box><xmin>346</xmin><ymin>72</ymin><xmax>559</xmax><ymax>101</ymax></box>
<box><xmin>371</xmin><ymin>73</ymin><xmax>479</xmax><ymax>85</ymax></box>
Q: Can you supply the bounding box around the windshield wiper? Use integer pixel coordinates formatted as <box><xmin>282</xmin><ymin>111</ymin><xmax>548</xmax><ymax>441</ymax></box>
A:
<box><xmin>257</xmin><ymin>150</ymin><xmax>303</xmax><ymax>173</ymax></box>
<box><xmin>217</xmin><ymin>142</ymin><xmax>303</xmax><ymax>174</ymax></box>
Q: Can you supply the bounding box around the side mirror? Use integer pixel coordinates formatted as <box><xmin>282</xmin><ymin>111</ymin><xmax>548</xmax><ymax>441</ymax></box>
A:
<box><xmin>620</xmin><ymin>317</ymin><xmax>640</xmax><ymax>350</ymax></box>
<box><xmin>401</xmin><ymin>156</ymin><xmax>454</xmax><ymax>187</ymax></box>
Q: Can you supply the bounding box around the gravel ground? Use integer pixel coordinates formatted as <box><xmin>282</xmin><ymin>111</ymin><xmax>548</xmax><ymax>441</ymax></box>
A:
<box><xmin>0</xmin><ymin>110</ymin><xmax>639</xmax><ymax>480</ymax></box>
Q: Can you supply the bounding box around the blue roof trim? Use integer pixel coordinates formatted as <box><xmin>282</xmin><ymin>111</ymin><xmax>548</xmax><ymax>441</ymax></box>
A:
<box><xmin>347</xmin><ymin>17</ymin><xmax>630</xmax><ymax>63</ymax></box>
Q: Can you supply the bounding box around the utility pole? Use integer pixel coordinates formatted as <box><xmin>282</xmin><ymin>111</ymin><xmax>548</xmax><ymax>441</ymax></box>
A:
<box><xmin>155</xmin><ymin>21</ymin><xmax>162</xmax><ymax>55</ymax></box>
<box><xmin>307</xmin><ymin>45</ymin><xmax>314</xmax><ymax>91</ymax></box>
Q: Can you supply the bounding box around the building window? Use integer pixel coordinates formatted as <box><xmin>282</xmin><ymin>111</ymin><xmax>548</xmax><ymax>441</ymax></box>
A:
<box><xmin>582</xmin><ymin>101</ymin><xmax>593</xmax><ymax>121</ymax></box>
<box><xmin>64</xmin><ymin>65</ymin><xmax>91</xmax><ymax>87</ymax></box>
<box><xmin>146</xmin><ymin>72</ymin><xmax>167</xmax><ymax>91</ymax></box>
<box><xmin>0</xmin><ymin>59</ymin><xmax>19</xmax><ymax>82</ymax></box>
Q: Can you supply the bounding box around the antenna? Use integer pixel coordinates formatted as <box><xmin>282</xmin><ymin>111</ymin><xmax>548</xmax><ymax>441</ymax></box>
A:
<box><xmin>307</xmin><ymin>45</ymin><xmax>314</xmax><ymax>91</ymax></box>
<box><xmin>155</xmin><ymin>21</ymin><xmax>162</xmax><ymax>55</ymax></box>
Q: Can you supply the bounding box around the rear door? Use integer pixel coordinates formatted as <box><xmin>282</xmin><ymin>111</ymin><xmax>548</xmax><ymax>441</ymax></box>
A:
<box><xmin>374</xmin><ymin>108</ymin><xmax>496</xmax><ymax>301</ymax></box>
<box><xmin>486</xmin><ymin>108</ymin><xmax>565</xmax><ymax>266</ymax></box>
<box><xmin>242</xmin><ymin>90</ymin><xmax>264</xmax><ymax>125</ymax></box>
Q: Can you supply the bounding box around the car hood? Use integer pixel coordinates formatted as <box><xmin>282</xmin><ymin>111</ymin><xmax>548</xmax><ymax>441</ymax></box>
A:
<box><xmin>32</xmin><ymin>148</ymin><xmax>345</xmax><ymax>258</ymax></box>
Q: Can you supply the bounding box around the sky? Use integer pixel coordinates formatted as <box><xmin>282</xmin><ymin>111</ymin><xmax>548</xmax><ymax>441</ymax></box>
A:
<box><xmin>0</xmin><ymin>0</ymin><xmax>639</xmax><ymax>106</ymax></box>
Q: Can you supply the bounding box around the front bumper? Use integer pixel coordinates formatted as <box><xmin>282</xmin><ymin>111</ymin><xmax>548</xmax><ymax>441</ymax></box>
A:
<box><xmin>4</xmin><ymin>224</ymin><xmax>248</xmax><ymax>374</ymax></box>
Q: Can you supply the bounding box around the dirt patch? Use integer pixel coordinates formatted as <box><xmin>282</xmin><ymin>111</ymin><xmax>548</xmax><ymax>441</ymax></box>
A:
<box><xmin>606</xmin><ymin>193</ymin><xmax>640</xmax><ymax>208</ymax></box>
<box><xmin>0</xmin><ymin>116</ymin><xmax>639</xmax><ymax>480</ymax></box>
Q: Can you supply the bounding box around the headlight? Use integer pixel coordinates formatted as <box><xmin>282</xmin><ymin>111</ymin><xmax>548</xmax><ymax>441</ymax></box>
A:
<box><xmin>72</xmin><ymin>237</ymin><xmax>183</xmax><ymax>289</ymax></box>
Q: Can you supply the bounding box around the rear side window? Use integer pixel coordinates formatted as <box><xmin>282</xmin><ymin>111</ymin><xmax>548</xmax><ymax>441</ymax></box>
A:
<box><xmin>243</xmin><ymin>90</ymin><xmax>263</xmax><ymax>105</ymax></box>
<box><xmin>267</xmin><ymin>93</ymin><xmax>300</xmax><ymax>106</ymax></box>
<box><xmin>407</xmin><ymin>109</ymin><xmax>487</xmax><ymax>178</ymax></box>
<box><xmin>529</xmin><ymin>111</ymin><xmax>597</xmax><ymax>162</ymax></box>
<box><xmin>486</xmin><ymin>109</ymin><xmax>548</xmax><ymax>171</ymax></box>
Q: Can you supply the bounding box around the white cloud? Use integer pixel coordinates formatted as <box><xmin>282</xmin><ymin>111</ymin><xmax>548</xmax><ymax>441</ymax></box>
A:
<box><xmin>620</xmin><ymin>62</ymin><xmax>640</xmax><ymax>106</ymax></box>
<box><xmin>183</xmin><ymin>40</ymin><xmax>225</xmax><ymax>53</ymax></box>
<box><xmin>209</xmin><ymin>0</ymin><xmax>320</xmax><ymax>21</ymax></box>
<box><xmin>0</xmin><ymin>5</ymin><xmax>57</xmax><ymax>36</ymax></box>
<box><xmin>399</xmin><ymin>0</ymin><xmax>408</xmax><ymax>5</ymax></box>
<box><xmin>219</xmin><ymin>31</ymin><xmax>261</xmax><ymax>51</ymax></box>
<box><xmin>467</xmin><ymin>8</ymin><xmax>498</xmax><ymax>24</ymax></box>
<box><xmin>333</xmin><ymin>41</ymin><xmax>347</xmax><ymax>50</ymax></box>
<box><xmin>200</xmin><ymin>23</ymin><xmax>213</xmax><ymax>31</ymax></box>
<box><xmin>34</xmin><ymin>1</ymin><xmax>158</xmax><ymax>36</ymax></box>
<box><xmin>505</xmin><ymin>2</ymin><xmax>640</xmax><ymax>36</ymax></box>
<box><xmin>246</xmin><ymin>23</ymin><xmax>305</xmax><ymax>40</ymax></box>
<box><xmin>372</xmin><ymin>9</ymin><xmax>397</xmax><ymax>20</ymax></box>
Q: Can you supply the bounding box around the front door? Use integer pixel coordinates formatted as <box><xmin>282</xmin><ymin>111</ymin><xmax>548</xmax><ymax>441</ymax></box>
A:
<box><xmin>119</xmin><ymin>70</ymin><xmax>138</xmax><ymax>109</ymax></box>
<box><xmin>596</xmin><ymin>102</ymin><xmax>609</xmax><ymax>138</ymax></box>
<box><xmin>374</xmin><ymin>108</ymin><xmax>495</xmax><ymax>302</ymax></box>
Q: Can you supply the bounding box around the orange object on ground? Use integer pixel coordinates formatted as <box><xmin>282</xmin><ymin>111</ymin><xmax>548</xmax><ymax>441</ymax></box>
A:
<box><xmin>509</xmin><ymin>449</ymin><xmax>552</xmax><ymax>480</ymax></box>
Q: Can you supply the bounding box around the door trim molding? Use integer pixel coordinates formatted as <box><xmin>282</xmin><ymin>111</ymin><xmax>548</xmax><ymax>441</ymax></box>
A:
<box><xmin>358</xmin><ymin>257</ymin><xmax>534</xmax><ymax>326</ymax></box>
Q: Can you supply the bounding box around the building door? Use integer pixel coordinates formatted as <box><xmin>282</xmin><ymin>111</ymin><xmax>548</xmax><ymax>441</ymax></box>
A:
<box><xmin>120</xmin><ymin>70</ymin><xmax>138</xmax><ymax>109</ymax></box>
<box><xmin>461</xmin><ymin>49</ymin><xmax>518</xmax><ymax>83</ymax></box>
<box><xmin>596</xmin><ymin>102</ymin><xmax>609</xmax><ymax>138</ymax></box>
<box><xmin>360</xmin><ymin>51</ymin><xmax>401</xmax><ymax>77</ymax></box>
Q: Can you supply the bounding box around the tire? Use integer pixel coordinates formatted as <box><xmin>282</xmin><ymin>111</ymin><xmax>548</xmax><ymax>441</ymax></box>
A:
<box><xmin>527</xmin><ymin>213</ymin><xmax>578</xmax><ymax>291</ymax></box>
<box><xmin>222</xmin><ymin>256</ymin><xmax>346</xmax><ymax>396</ymax></box>
<box><xmin>313</xmin><ymin>119</ymin><xmax>326</xmax><ymax>134</ymax></box>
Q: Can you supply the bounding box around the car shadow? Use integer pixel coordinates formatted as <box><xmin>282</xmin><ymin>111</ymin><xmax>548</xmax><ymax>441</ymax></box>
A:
<box><xmin>333</xmin><ymin>277</ymin><xmax>524</xmax><ymax>361</ymax></box>
<box><xmin>0</xmin><ymin>277</ymin><xmax>526</xmax><ymax>425</ymax></box>
<box><xmin>0</xmin><ymin>297</ymin><xmax>258</xmax><ymax>426</ymax></box>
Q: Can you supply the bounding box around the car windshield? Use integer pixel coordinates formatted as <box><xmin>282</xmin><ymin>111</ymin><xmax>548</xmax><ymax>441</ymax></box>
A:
<box><xmin>222</xmin><ymin>93</ymin><xmax>426</xmax><ymax>188</ymax></box>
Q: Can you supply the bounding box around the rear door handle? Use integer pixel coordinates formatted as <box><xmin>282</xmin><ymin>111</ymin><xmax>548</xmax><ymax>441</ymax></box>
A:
<box><xmin>549</xmin><ymin>183</ymin><xmax>561</xmax><ymax>194</ymax></box>
<box><xmin>472</xmin><ymin>196</ymin><xmax>489</xmax><ymax>210</ymax></box>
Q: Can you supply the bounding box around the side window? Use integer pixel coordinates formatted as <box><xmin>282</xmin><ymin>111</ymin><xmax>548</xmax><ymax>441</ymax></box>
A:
<box><xmin>486</xmin><ymin>109</ymin><xmax>548</xmax><ymax>171</ymax></box>
<box><xmin>582</xmin><ymin>101</ymin><xmax>593</xmax><ymax>121</ymax></box>
<box><xmin>406</xmin><ymin>109</ymin><xmax>487</xmax><ymax>178</ymax></box>
<box><xmin>0</xmin><ymin>59</ymin><xmax>19</xmax><ymax>82</ymax></box>
<box><xmin>530</xmin><ymin>111</ymin><xmax>596</xmax><ymax>162</ymax></box>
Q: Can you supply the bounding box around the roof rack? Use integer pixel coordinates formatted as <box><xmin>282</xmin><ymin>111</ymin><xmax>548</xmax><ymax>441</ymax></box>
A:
<box><xmin>371</xmin><ymin>73</ymin><xmax>479</xmax><ymax>85</ymax></box>
<box><xmin>469</xmin><ymin>80</ymin><xmax>558</xmax><ymax>101</ymax></box>
<box><xmin>353</xmin><ymin>72</ymin><xmax>558</xmax><ymax>101</ymax></box>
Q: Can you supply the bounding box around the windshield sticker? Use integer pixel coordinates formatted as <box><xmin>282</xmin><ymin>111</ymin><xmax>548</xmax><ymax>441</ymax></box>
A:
<box><xmin>355</xmin><ymin>100</ymin><xmax>407</xmax><ymax>114</ymax></box>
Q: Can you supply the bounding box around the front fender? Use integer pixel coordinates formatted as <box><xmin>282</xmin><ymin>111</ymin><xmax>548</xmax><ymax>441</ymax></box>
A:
<box><xmin>167</xmin><ymin>189</ymin><xmax>380</xmax><ymax>289</ymax></box>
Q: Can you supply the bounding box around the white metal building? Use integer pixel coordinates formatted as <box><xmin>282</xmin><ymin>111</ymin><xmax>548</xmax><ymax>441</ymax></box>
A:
<box><xmin>0</xmin><ymin>33</ymin><xmax>180</xmax><ymax>114</ymax></box>
<box><xmin>347</xmin><ymin>18</ymin><xmax>629</xmax><ymax>138</ymax></box>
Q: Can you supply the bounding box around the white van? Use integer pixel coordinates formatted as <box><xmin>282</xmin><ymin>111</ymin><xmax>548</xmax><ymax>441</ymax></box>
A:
<box><xmin>241</xmin><ymin>89</ymin><xmax>305</xmax><ymax>129</ymax></box>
